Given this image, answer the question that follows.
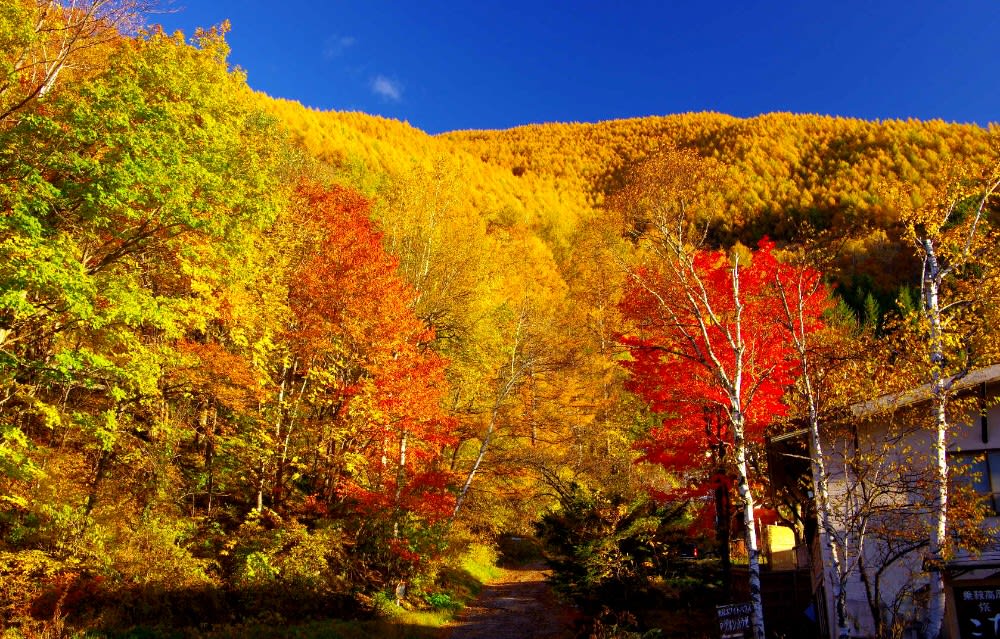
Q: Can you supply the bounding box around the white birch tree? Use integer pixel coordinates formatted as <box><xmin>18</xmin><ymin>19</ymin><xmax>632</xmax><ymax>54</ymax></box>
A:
<box><xmin>773</xmin><ymin>263</ymin><xmax>853</xmax><ymax>639</ymax></box>
<box><xmin>886</xmin><ymin>144</ymin><xmax>1000</xmax><ymax>639</ymax></box>
<box><xmin>613</xmin><ymin>150</ymin><xmax>800</xmax><ymax>639</ymax></box>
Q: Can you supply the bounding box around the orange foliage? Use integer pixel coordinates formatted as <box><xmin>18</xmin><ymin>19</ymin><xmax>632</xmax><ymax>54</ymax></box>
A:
<box><xmin>286</xmin><ymin>182</ymin><xmax>455</xmax><ymax>523</ymax></box>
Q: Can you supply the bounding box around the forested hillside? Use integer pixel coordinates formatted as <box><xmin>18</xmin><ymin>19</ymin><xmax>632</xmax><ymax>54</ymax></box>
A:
<box><xmin>1</xmin><ymin>4</ymin><xmax>998</xmax><ymax>638</ymax></box>
<box><xmin>274</xmin><ymin>98</ymin><xmax>995</xmax><ymax>312</ymax></box>
<box><xmin>446</xmin><ymin>114</ymin><xmax>995</xmax><ymax>313</ymax></box>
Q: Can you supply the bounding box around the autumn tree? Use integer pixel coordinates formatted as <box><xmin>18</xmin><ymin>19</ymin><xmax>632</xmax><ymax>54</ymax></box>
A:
<box><xmin>0</xmin><ymin>19</ymin><xmax>300</xmax><ymax>630</ymax></box>
<box><xmin>0</xmin><ymin>0</ymin><xmax>151</xmax><ymax>125</ymax></box>
<box><xmin>615</xmin><ymin>150</ymin><xmax>815</xmax><ymax>639</ymax></box>
<box><xmin>0</xmin><ymin>20</ymin><xmax>288</xmax><ymax>524</ymax></box>
<box><xmin>278</xmin><ymin>182</ymin><xmax>456</xmax><ymax>576</ymax></box>
<box><xmin>370</xmin><ymin>158</ymin><xmax>531</xmax><ymax>530</ymax></box>
<box><xmin>825</xmin><ymin>409</ymin><xmax>934</xmax><ymax>639</ymax></box>
<box><xmin>768</xmin><ymin>247</ymin><xmax>856</xmax><ymax>638</ymax></box>
<box><xmin>881</xmin><ymin>139</ymin><xmax>1000</xmax><ymax>639</ymax></box>
<box><xmin>445</xmin><ymin>227</ymin><xmax>578</xmax><ymax>528</ymax></box>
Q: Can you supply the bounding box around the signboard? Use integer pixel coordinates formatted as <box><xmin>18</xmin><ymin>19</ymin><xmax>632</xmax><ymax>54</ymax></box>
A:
<box><xmin>956</xmin><ymin>587</ymin><xmax>1000</xmax><ymax>639</ymax></box>
<box><xmin>716</xmin><ymin>602</ymin><xmax>752</xmax><ymax>639</ymax></box>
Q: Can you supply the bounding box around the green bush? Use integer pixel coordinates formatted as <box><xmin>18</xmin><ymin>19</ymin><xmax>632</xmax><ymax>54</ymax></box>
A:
<box><xmin>423</xmin><ymin>592</ymin><xmax>458</xmax><ymax>611</ymax></box>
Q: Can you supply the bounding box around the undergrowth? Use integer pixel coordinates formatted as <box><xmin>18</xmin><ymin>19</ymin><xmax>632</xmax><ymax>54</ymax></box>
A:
<box><xmin>0</xmin><ymin>541</ymin><xmax>502</xmax><ymax>639</ymax></box>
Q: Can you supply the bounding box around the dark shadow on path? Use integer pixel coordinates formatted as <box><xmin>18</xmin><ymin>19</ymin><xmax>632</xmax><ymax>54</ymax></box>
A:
<box><xmin>446</xmin><ymin>562</ymin><xmax>575</xmax><ymax>639</ymax></box>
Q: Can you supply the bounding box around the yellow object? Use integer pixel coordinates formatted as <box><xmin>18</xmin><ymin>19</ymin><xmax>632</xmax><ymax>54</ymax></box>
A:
<box><xmin>766</xmin><ymin>525</ymin><xmax>797</xmax><ymax>570</ymax></box>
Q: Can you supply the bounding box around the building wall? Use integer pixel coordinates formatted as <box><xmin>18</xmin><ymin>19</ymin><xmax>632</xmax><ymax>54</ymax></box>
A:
<box><xmin>814</xmin><ymin>381</ymin><xmax>1000</xmax><ymax>639</ymax></box>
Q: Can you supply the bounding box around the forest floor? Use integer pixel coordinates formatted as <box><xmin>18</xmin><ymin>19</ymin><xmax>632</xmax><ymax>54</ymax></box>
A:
<box><xmin>443</xmin><ymin>561</ymin><xmax>577</xmax><ymax>639</ymax></box>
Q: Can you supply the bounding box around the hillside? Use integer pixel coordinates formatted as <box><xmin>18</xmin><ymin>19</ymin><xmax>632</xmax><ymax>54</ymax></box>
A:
<box><xmin>443</xmin><ymin>113</ymin><xmax>992</xmax><ymax>233</ymax></box>
<box><xmin>266</xmin><ymin>103</ymin><xmax>995</xmax><ymax>310</ymax></box>
<box><xmin>267</xmin><ymin>102</ymin><xmax>994</xmax><ymax>245</ymax></box>
<box><xmin>261</xmin><ymin>97</ymin><xmax>597</xmax><ymax>255</ymax></box>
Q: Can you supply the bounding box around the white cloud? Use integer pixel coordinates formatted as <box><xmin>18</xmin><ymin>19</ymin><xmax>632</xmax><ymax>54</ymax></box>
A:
<box><xmin>323</xmin><ymin>34</ymin><xmax>356</xmax><ymax>59</ymax></box>
<box><xmin>371</xmin><ymin>75</ymin><xmax>402</xmax><ymax>102</ymax></box>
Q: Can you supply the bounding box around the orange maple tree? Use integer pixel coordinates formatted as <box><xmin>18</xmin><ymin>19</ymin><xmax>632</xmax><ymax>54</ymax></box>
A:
<box><xmin>620</xmin><ymin>240</ymin><xmax>811</xmax><ymax>488</ymax></box>
<box><xmin>286</xmin><ymin>182</ymin><xmax>456</xmax><ymax>533</ymax></box>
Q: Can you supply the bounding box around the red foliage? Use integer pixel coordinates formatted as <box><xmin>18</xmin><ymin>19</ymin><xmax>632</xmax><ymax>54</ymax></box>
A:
<box><xmin>387</xmin><ymin>538</ymin><xmax>422</xmax><ymax>566</ymax></box>
<box><xmin>686</xmin><ymin>499</ymin><xmax>718</xmax><ymax>537</ymax></box>
<box><xmin>619</xmin><ymin>239</ymin><xmax>827</xmax><ymax>497</ymax></box>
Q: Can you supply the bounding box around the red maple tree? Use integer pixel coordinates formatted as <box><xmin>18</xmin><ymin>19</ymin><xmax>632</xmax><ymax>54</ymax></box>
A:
<box><xmin>620</xmin><ymin>240</ymin><xmax>806</xmax><ymax>486</ymax></box>
<box><xmin>619</xmin><ymin>238</ymin><xmax>827</xmax><ymax>639</ymax></box>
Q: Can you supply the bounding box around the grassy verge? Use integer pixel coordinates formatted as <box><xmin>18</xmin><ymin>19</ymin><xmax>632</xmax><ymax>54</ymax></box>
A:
<box><xmin>2</xmin><ymin>543</ymin><xmax>503</xmax><ymax>639</ymax></box>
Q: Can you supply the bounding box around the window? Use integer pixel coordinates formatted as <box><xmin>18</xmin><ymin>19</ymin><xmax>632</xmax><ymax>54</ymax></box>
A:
<box><xmin>951</xmin><ymin>451</ymin><xmax>1000</xmax><ymax>515</ymax></box>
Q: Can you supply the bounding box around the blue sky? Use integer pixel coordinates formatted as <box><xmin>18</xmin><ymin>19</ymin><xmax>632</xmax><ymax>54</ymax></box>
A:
<box><xmin>153</xmin><ymin>1</ymin><xmax>999</xmax><ymax>135</ymax></box>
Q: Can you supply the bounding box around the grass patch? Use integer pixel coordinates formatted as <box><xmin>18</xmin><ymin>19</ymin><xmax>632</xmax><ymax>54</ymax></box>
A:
<box><xmin>394</xmin><ymin>609</ymin><xmax>452</xmax><ymax>629</ymax></box>
<box><xmin>458</xmin><ymin>543</ymin><xmax>501</xmax><ymax>584</ymax></box>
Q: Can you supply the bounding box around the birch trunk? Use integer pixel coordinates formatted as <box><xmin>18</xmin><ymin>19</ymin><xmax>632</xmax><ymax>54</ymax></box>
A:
<box><xmin>780</xmin><ymin>274</ymin><xmax>850</xmax><ymax>639</ymax></box>
<box><xmin>274</xmin><ymin>363</ymin><xmax>307</xmax><ymax>507</ymax></box>
<box><xmin>450</xmin><ymin>413</ymin><xmax>495</xmax><ymax>521</ymax></box>
<box><xmin>808</xmin><ymin>408</ymin><xmax>849</xmax><ymax>639</ymax></box>
<box><xmin>450</xmin><ymin>304</ymin><xmax>529</xmax><ymax>523</ymax></box>
<box><xmin>729</xmin><ymin>256</ymin><xmax>765</xmax><ymax>639</ymax></box>
<box><xmin>393</xmin><ymin>429</ymin><xmax>408</xmax><ymax>539</ymax></box>
<box><xmin>733</xmin><ymin>415</ymin><xmax>765</xmax><ymax>639</ymax></box>
<box><xmin>258</xmin><ymin>360</ymin><xmax>289</xmax><ymax>512</ymax></box>
<box><xmin>922</xmin><ymin>239</ymin><xmax>947</xmax><ymax>639</ymax></box>
<box><xmin>795</xmin><ymin>348</ymin><xmax>848</xmax><ymax>639</ymax></box>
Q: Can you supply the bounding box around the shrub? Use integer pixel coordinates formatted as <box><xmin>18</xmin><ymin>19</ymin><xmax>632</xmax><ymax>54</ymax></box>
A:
<box><xmin>423</xmin><ymin>592</ymin><xmax>459</xmax><ymax>611</ymax></box>
<box><xmin>535</xmin><ymin>483</ymin><xmax>690</xmax><ymax>611</ymax></box>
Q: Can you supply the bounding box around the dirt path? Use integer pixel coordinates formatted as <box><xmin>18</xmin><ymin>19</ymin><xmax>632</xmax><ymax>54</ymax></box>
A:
<box><xmin>445</xmin><ymin>562</ymin><xmax>576</xmax><ymax>639</ymax></box>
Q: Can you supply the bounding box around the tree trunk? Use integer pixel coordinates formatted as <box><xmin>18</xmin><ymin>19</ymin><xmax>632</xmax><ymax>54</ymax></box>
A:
<box><xmin>926</xmin><ymin>393</ymin><xmax>948</xmax><ymax>639</ymax></box>
<box><xmin>84</xmin><ymin>448</ymin><xmax>111</xmax><ymax>518</ymax></box>
<box><xmin>450</xmin><ymin>343</ymin><xmax>525</xmax><ymax>523</ymax></box>
<box><xmin>451</xmin><ymin>413</ymin><xmax>496</xmax><ymax>522</ymax></box>
<box><xmin>922</xmin><ymin>239</ymin><xmax>947</xmax><ymax>639</ymax></box>
<box><xmin>858</xmin><ymin>544</ymin><xmax>886</xmax><ymax>639</ymax></box>
<box><xmin>258</xmin><ymin>360</ymin><xmax>290</xmax><ymax>512</ymax></box>
<box><xmin>393</xmin><ymin>428</ymin><xmax>408</xmax><ymax>539</ymax></box>
<box><xmin>206</xmin><ymin>410</ymin><xmax>215</xmax><ymax>515</ymax></box>
<box><xmin>733</xmin><ymin>418</ymin><xmax>765</xmax><ymax>639</ymax></box>
<box><xmin>273</xmin><ymin>359</ymin><xmax>305</xmax><ymax>508</ymax></box>
<box><xmin>805</xmin><ymin>382</ymin><xmax>849</xmax><ymax>639</ymax></box>
<box><xmin>781</xmin><ymin>270</ymin><xmax>852</xmax><ymax>639</ymax></box>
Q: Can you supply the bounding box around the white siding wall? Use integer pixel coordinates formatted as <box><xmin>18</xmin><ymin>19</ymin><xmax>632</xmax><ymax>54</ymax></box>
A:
<box><xmin>816</xmin><ymin>381</ymin><xmax>1000</xmax><ymax>638</ymax></box>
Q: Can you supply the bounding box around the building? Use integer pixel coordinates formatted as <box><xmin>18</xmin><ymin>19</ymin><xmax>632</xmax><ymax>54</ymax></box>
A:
<box><xmin>769</xmin><ymin>364</ymin><xmax>1000</xmax><ymax>639</ymax></box>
